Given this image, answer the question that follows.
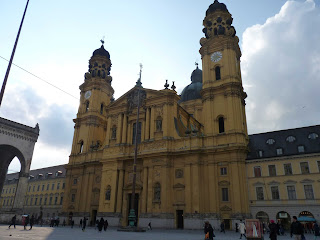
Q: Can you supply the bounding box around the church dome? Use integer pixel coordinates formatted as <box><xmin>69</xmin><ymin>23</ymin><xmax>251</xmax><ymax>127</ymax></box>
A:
<box><xmin>92</xmin><ymin>45</ymin><xmax>110</xmax><ymax>58</ymax></box>
<box><xmin>179</xmin><ymin>67</ymin><xmax>203</xmax><ymax>103</ymax></box>
<box><xmin>206</xmin><ymin>0</ymin><xmax>228</xmax><ymax>16</ymax></box>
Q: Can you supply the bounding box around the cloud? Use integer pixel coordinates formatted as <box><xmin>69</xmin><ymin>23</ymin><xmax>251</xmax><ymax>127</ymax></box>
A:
<box><xmin>242</xmin><ymin>0</ymin><xmax>320</xmax><ymax>134</ymax></box>
<box><xmin>1</xmin><ymin>85</ymin><xmax>73</xmax><ymax>171</ymax></box>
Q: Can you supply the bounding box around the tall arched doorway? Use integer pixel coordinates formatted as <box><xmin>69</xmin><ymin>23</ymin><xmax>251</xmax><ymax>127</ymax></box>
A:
<box><xmin>0</xmin><ymin>117</ymin><xmax>39</xmax><ymax>211</ymax></box>
<box><xmin>276</xmin><ymin>211</ymin><xmax>291</xmax><ymax>230</ymax></box>
<box><xmin>256</xmin><ymin>211</ymin><xmax>269</xmax><ymax>224</ymax></box>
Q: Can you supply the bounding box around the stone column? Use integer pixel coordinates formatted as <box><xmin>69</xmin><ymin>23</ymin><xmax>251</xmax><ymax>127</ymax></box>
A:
<box><xmin>141</xmin><ymin>167</ymin><xmax>148</xmax><ymax>213</ymax></box>
<box><xmin>145</xmin><ymin>108</ymin><xmax>150</xmax><ymax>140</ymax></box>
<box><xmin>12</xmin><ymin>172</ymin><xmax>29</xmax><ymax>210</ymax></box>
<box><xmin>185</xmin><ymin>164</ymin><xmax>192</xmax><ymax>213</ymax></box>
<box><xmin>116</xmin><ymin>114</ymin><xmax>123</xmax><ymax>144</ymax></box>
<box><xmin>105</xmin><ymin>117</ymin><xmax>111</xmax><ymax>146</ymax></box>
<box><xmin>121</xmin><ymin>114</ymin><xmax>127</xmax><ymax>144</ymax></box>
<box><xmin>116</xmin><ymin>169</ymin><xmax>124</xmax><ymax>213</ymax></box>
<box><xmin>150</xmin><ymin>107</ymin><xmax>155</xmax><ymax>140</ymax></box>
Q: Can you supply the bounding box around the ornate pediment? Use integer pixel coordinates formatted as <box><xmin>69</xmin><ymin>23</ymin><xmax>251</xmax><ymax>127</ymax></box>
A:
<box><xmin>123</xmin><ymin>183</ymin><xmax>143</xmax><ymax>190</ymax></box>
<box><xmin>68</xmin><ymin>205</ymin><xmax>75</xmax><ymax>209</ymax></box>
<box><xmin>253</xmin><ymin>181</ymin><xmax>264</xmax><ymax>186</ymax></box>
<box><xmin>71</xmin><ymin>189</ymin><xmax>77</xmax><ymax>193</ymax></box>
<box><xmin>283</xmin><ymin>180</ymin><xmax>297</xmax><ymax>184</ymax></box>
<box><xmin>268</xmin><ymin>181</ymin><xmax>280</xmax><ymax>185</ymax></box>
<box><xmin>218</xmin><ymin>180</ymin><xmax>230</xmax><ymax>186</ymax></box>
<box><xmin>220</xmin><ymin>205</ymin><xmax>232</xmax><ymax>211</ymax></box>
<box><xmin>300</xmin><ymin>179</ymin><xmax>314</xmax><ymax>183</ymax></box>
<box><xmin>173</xmin><ymin>183</ymin><xmax>185</xmax><ymax>189</ymax></box>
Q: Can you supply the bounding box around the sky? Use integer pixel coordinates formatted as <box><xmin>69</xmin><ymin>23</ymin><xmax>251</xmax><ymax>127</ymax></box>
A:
<box><xmin>0</xmin><ymin>0</ymin><xmax>319</xmax><ymax>173</ymax></box>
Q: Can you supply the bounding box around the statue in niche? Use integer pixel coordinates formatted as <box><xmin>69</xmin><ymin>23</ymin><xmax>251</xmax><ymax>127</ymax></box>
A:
<box><xmin>111</xmin><ymin>126</ymin><xmax>116</xmax><ymax>139</ymax></box>
<box><xmin>156</xmin><ymin>119</ymin><xmax>162</xmax><ymax>131</ymax></box>
<box><xmin>175</xmin><ymin>169</ymin><xmax>183</xmax><ymax>178</ymax></box>
<box><xmin>154</xmin><ymin>183</ymin><xmax>161</xmax><ymax>201</ymax></box>
<box><xmin>105</xmin><ymin>187</ymin><xmax>111</xmax><ymax>200</ymax></box>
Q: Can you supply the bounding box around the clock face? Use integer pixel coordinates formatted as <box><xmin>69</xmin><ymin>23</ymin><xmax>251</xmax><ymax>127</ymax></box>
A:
<box><xmin>84</xmin><ymin>90</ymin><xmax>92</xmax><ymax>99</ymax></box>
<box><xmin>211</xmin><ymin>51</ymin><xmax>223</xmax><ymax>62</ymax></box>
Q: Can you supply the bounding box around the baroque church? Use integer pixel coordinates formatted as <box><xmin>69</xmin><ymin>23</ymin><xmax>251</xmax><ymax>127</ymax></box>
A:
<box><xmin>62</xmin><ymin>0</ymin><xmax>250</xmax><ymax>229</ymax></box>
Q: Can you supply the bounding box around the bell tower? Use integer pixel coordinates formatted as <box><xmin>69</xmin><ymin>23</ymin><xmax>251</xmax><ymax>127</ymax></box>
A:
<box><xmin>70</xmin><ymin>43</ymin><xmax>114</xmax><ymax>158</ymax></box>
<box><xmin>200</xmin><ymin>1</ymin><xmax>250</xmax><ymax>221</ymax></box>
<box><xmin>200</xmin><ymin>0</ymin><xmax>248</xmax><ymax>139</ymax></box>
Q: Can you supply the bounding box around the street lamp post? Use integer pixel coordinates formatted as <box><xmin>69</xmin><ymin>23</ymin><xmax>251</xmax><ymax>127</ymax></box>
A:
<box><xmin>128</xmin><ymin>64</ymin><xmax>143</xmax><ymax>227</ymax></box>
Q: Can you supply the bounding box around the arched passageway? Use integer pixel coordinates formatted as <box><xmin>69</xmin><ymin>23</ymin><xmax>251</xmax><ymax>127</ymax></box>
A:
<box><xmin>0</xmin><ymin>117</ymin><xmax>39</xmax><ymax>210</ymax></box>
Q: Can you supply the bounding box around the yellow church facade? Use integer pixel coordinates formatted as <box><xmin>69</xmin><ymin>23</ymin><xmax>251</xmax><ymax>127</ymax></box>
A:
<box><xmin>62</xmin><ymin>1</ymin><xmax>250</xmax><ymax>229</ymax></box>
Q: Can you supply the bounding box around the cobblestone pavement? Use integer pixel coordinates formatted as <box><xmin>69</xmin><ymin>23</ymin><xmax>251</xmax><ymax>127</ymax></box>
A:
<box><xmin>0</xmin><ymin>225</ymin><xmax>316</xmax><ymax>240</ymax></box>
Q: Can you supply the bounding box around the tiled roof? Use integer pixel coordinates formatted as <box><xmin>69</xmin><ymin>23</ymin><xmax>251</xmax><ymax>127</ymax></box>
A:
<box><xmin>247</xmin><ymin>125</ymin><xmax>320</xmax><ymax>160</ymax></box>
<box><xmin>5</xmin><ymin>165</ymin><xmax>66</xmax><ymax>183</ymax></box>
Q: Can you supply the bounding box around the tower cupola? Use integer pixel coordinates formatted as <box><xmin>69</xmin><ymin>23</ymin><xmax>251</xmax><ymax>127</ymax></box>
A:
<box><xmin>202</xmin><ymin>0</ymin><xmax>236</xmax><ymax>40</ymax></box>
<box><xmin>84</xmin><ymin>44</ymin><xmax>112</xmax><ymax>84</ymax></box>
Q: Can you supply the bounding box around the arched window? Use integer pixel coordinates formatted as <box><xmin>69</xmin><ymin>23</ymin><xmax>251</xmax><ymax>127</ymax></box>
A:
<box><xmin>218</xmin><ymin>117</ymin><xmax>225</xmax><ymax>133</ymax></box>
<box><xmin>154</xmin><ymin>183</ymin><xmax>161</xmax><ymax>201</ymax></box>
<box><xmin>79</xmin><ymin>141</ymin><xmax>84</xmax><ymax>153</ymax></box>
<box><xmin>85</xmin><ymin>101</ymin><xmax>89</xmax><ymax>112</ymax></box>
<box><xmin>100</xmin><ymin>103</ymin><xmax>104</xmax><ymax>115</ymax></box>
<box><xmin>105</xmin><ymin>186</ymin><xmax>111</xmax><ymax>200</ymax></box>
<box><xmin>215</xmin><ymin>66</ymin><xmax>221</xmax><ymax>80</ymax></box>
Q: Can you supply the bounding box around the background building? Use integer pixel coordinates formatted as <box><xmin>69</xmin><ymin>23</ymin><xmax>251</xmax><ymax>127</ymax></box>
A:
<box><xmin>0</xmin><ymin>165</ymin><xmax>66</xmax><ymax>222</ymax></box>
<box><xmin>246</xmin><ymin>125</ymin><xmax>320</xmax><ymax>229</ymax></box>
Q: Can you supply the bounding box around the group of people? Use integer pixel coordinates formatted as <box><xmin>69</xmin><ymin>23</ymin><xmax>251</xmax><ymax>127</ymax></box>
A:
<box><xmin>204</xmin><ymin>217</ymin><xmax>320</xmax><ymax>240</ymax></box>
<box><xmin>94</xmin><ymin>218</ymin><xmax>109</xmax><ymax>232</ymax></box>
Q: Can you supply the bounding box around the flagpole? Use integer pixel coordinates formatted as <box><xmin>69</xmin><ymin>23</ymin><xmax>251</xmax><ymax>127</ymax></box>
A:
<box><xmin>0</xmin><ymin>0</ymin><xmax>30</xmax><ymax>106</ymax></box>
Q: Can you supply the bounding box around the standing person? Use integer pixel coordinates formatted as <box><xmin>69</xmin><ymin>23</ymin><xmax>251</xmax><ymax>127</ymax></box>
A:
<box><xmin>24</xmin><ymin>215</ymin><xmax>29</xmax><ymax>230</ymax></box>
<box><xmin>71</xmin><ymin>220</ymin><xmax>74</xmax><ymax>228</ymax></box>
<box><xmin>62</xmin><ymin>219</ymin><xmax>66</xmax><ymax>227</ymax></box>
<box><xmin>8</xmin><ymin>215</ymin><xmax>16</xmax><ymax>229</ymax></box>
<box><xmin>291</xmin><ymin>216</ymin><xmax>303</xmax><ymax>240</ymax></box>
<box><xmin>314</xmin><ymin>221</ymin><xmax>320</xmax><ymax>240</ymax></box>
<box><xmin>204</xmin><ymin>221</ymin><xmax>214</xmax><ymax>240</ymax></box>
<box><xmin>98</xmin><ymin>218</ymin><xmax>104</xmax><ymax>232</ymax></box>
<box><xmin>268</xmin><ymin>220</ymin><xmax>278</xmax><ymax>240</ymax></box>
<box><xmin>220</xmin><ymin>221</ymin><xmax>225</xmax><ymax>233</ymax></box>
<box><xmin>239</xmin><ymin>220</ymin><xmax>246</xmax><ymax>239</ymax></box>
<box><xmin>104</xmin><ymin>219</ymin><xmax>108</xmax><ymax>231</ymax></box>
<box><xmin>29</xmin><ymin>215</ymin><xmax>35</xmax><ymax>230</ymax></box>
<box><xmin>236</xmin><ymin>223</ymin><xmax>239</xmax><ymax>232</ymax></box>
<box><xmin>82</xmin><ymin>217</ymin><xmax>87</xmax><ymax>231</ymax></box>
<box><xmin>148</xmin><ymin>222</ymin><xmax>152</xmax><ymax>230</ymax></box>
<box><xmin>80</xmin><ymin>219</ymin><xmax>82</xmax><ymax>228</ymax></box>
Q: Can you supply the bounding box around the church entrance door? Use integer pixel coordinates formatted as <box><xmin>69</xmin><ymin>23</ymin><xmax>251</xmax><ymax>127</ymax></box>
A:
<box><xmin>176</xmin><ymin>210</ymin><xmax>184</xmax><ymax>229</ymax></box>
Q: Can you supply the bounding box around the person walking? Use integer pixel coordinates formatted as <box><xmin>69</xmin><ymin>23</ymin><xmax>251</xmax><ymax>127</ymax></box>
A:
<box><xmin>82</xmin><ymin>217</ymin><xmax>87</xmax><ymax>231</ymax></box>
<box><xmin>239</xmin><ymin>220</ymin><xmax>246</xmax><ymax>239</ymax></box>
<box><xmin>71</xmin><ymin>220</ymin><xmax>74</xmax><ymax>228</ymax></box>
<box><xmin>24</xmin><ymin>215</ymin><xmax>29</xmax><ymax>230</ymax></box>
<box><xmin>236</xmin><ymin>223</ymin><xmax>239</xmax><ymax>232</ymax></box>
<box><xmin>314</xmin><ymin>221</ymin><xmax>320</xmax><ymax>240</ymax></box>
<box><xmin>148</xmin><ymin>222</ymin><xmax>152</xmax><ymax>230</ymax></box>
<box><xmin>29</xmin><ymin>215</ymin><xmax>35</xmax><ymax>230</ymax></box>
<box><xmin>80</xmin><ymin>219</ymin><xmax>82</xmax><ymax>228</ymax></box>
<box><xmin>104</xmin><ymin>219</ymin><xmax>108</xmax><ymax>231</ymax></box>
<box><xmin>220</xmin><ymin>221</ymin><xmax>225</xmax><ymax>233</ymax></box>
<box><xmin>291</xmin><ymin>216</ymin><xmax>303</xmax><ymax>240</ymax></box>
<box><xmin>204</xmin><ymin>221</ymin><xmax>214</xmax><ymax>240</ymax></box>
<box><xmin>268</xmin><ymin>220</ymin><xmax>277</xmax><ymax>240</ymax></box>
<box><xmin>8</xmin><ymin>215</ymin><xmax>16</xmax><ymax>229</ymax></box>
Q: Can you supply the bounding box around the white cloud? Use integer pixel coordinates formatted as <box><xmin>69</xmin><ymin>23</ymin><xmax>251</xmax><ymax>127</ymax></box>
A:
<box><xmin>242</xmin><ymin>0</ymin><xmax>320</xmax><ymax>134</ymax></box>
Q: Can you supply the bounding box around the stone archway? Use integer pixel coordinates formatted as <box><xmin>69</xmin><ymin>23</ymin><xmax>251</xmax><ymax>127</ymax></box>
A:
<box><xmin>0</xmin><ymin>117</ymin><xmax>39</xmax><ymax>211</ymax></box>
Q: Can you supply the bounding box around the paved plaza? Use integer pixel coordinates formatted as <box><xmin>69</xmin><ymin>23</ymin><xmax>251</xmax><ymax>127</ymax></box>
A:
<box><xmin>0</xmin><ymin>224</ymin><xmax>316</xmax><ymax>240</ymax></box>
